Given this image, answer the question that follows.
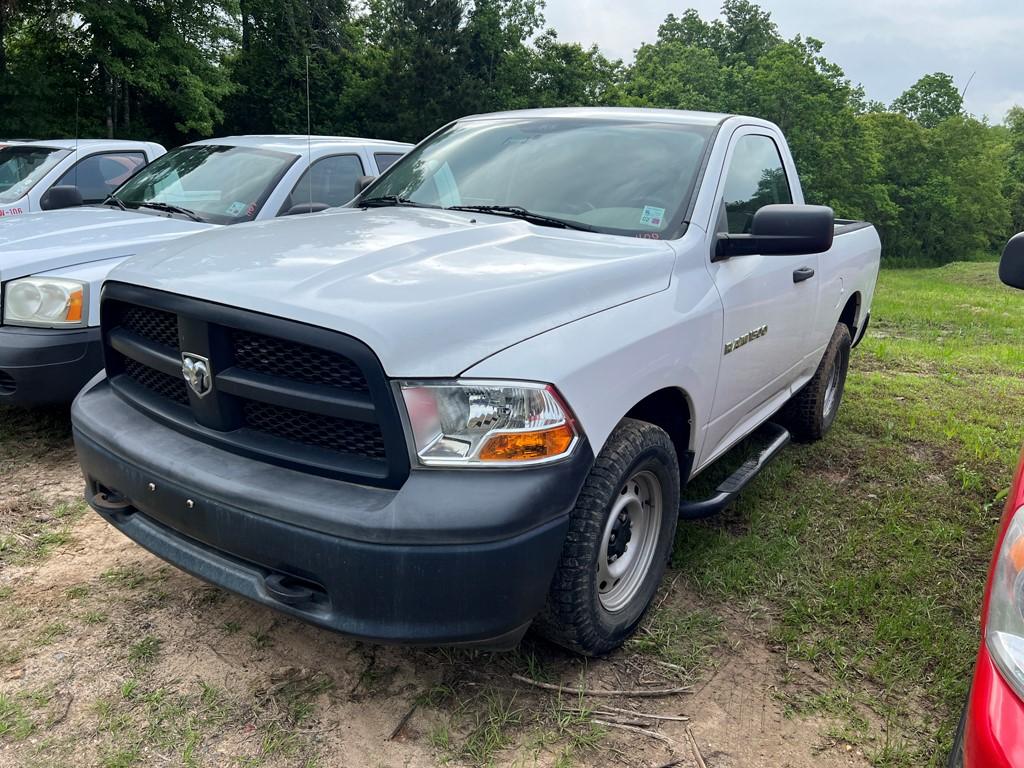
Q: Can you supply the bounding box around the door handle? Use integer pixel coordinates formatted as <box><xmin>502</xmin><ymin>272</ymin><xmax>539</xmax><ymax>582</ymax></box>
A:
<box><xmin>793</xmin><ymin>266</ymin><xmax>815</xmax><ymax>283</ymax></box>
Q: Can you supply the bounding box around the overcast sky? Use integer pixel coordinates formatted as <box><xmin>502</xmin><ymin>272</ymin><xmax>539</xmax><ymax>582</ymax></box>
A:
<box><xmin>542</xmin><ymin>0</ymin><xmax>1024</xmax><ymax>123</ymax></box>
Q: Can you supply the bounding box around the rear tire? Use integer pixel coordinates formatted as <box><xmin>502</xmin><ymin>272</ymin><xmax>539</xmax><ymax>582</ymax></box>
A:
<box><xmin>778</xmin><ymin>323</ymin><xmax>851</xmax><ymax>442</ymax></box>
<box><xmin>535</xmin><ymin>418</ymin><xmax>680</xmax><ymax>656</ymax></box>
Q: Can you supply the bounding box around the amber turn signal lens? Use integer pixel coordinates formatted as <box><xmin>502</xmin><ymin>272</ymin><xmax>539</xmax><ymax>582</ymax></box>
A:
<box><xmin>66</xmin><ymin>290</ymin><xmax>84</xmax><ymax>323</ymax></box>
<box><xmin>479</xmin><ymin>424</ymin><xmax>575</xmax><ymax>462</ymax></box>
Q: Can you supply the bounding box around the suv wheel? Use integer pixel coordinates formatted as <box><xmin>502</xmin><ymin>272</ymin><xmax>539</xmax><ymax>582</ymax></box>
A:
<box><xmin>535</xmin><ymin>418</ymin><xmax>680</xmax><ymax>656</ymax></box>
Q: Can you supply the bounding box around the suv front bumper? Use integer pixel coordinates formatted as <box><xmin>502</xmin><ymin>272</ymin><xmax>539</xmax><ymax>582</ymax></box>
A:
<box><xmin>0</xmin><ymin>326</ymin><xmax>103</xmax><ymax>405</ymax></box>
<box><xmin>72</xmin><ymin>378</ymin><xmax>593</xmax><ymax>649</ymax></box>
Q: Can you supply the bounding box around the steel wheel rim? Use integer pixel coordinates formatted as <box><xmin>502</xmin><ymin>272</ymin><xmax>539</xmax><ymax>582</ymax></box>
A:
<box><xmin>597</xmin><ymin>469</ymin><xmax>663</xmax><ymax>613</ymax></box>
<box><xmin>823</xmin><ymin>356</ymin><xmax>842</xmax><ymax>418</ymax></box>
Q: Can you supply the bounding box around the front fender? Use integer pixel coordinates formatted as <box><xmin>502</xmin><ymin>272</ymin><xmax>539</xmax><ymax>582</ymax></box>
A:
<box><xmin>462</xmin><ymin>284</ymin><xmax>722</xmax><ymax>461</ymax></box>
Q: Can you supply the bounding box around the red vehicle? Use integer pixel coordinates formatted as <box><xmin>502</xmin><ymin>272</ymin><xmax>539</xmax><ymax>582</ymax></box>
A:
<box><xmin>950</xmin><ymin>233</ymin><xmax>1024</xmax><ymax>766</ymax></box>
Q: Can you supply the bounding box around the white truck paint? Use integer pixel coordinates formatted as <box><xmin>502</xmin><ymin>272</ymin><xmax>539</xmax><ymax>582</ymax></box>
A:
<box><xmin>0</xmin><ymin>139</ymin><xmax>165</xmax><ymax>217</ymax></box>
<box><xmin>72</xmin><ymin>108</ymin><xmax>881</xmax><ymax>654</ymax></box>
<box><xmin>0</xmin><ymin>135</ymin><xmax>411</xmax><ymax>405</ymax></box>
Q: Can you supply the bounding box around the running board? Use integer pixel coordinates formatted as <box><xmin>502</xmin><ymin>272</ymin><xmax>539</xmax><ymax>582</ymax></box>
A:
<box><xmin>678</xmin><ymin>423</ymin><xmax>791</xmax><ymax>519</ymax></box>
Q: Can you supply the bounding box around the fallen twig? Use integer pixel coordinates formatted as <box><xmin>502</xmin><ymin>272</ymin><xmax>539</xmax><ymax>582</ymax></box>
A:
<box><xmin>387</xmin><ymin>701</ymin><xmax>419</xmax><ymax>741</ymax></box>
<box><xmin>511</xmin><ymin>673</ymin><xmax>691</xmax><ymax>698</ymax></box>
<box><xmin>569</xmin><ymin>703</ymin><xmax>689</xmax><ymax>722</ymax></box>
<box><xmin>651</xmin><ymin>760</ymin><xmax>684</xmax><ymax>768</ymax></box>
<box><xmin>593</xmin><ymin>718</ymin><xmax>675</xmax><ymax>745</ymax></box>
<box><xmin>685</xmin><ymin>726</ymin><xmax>708</xmax><ymax>768</ymax></box>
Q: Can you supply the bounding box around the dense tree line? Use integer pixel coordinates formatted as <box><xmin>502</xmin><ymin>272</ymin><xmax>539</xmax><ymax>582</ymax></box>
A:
<box><xmin>0</xmin><ymin>0</ymin><xmax>1020</xmax><ymax>264</ymax></box>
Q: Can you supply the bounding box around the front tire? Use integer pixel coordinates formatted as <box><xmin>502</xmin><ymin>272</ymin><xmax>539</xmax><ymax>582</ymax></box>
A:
<box><xmin>535</xmin><ymin>418</ymin><xmax>680</xmax><ymax>656</ymax></box>
<box><xmin>778</xmin><ymin>323</ymin><xmax>851</xmax><ymax>442</ymax></box>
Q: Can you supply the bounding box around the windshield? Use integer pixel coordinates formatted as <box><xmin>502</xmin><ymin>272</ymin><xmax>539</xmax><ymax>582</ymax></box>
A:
<box><xmin>0</xmin><ymin>146</ymin><xmax>70</xmax><ymax>204</ymax></box>
<box><xmin>111</xmin><ymin>145</ymin><xmax>297</xmax><ymax>224</ymax></box>
<box><xmin>360</xmin><ymin>117</ymin><xmax>715</xmax><ymax>238</ymax></box>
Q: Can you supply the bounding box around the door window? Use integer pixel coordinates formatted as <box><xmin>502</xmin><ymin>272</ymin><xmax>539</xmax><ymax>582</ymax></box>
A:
<box><xmin>55</xmin><ymin>152</ymin><xmax>147</xmax><ymax>203</ymax></box>
<box><xmin>721</xmin><ymin>135</ymin><xmax>792</xmax><ymax>234</ymax></box>
<box><xmin>284</xmin><ymin>154</ymin><xmax>365</xmax><ymax>213</ymax></box>
<box><xmin>374</xmin><ymin>152</ymin><xmax>404</xmax><ymax>173</ymax></box>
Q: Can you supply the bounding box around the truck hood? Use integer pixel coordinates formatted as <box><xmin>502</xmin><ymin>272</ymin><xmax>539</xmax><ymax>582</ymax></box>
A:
<box><xmin>111</xmin><ymin>207</ymin><xmax>677</xmax><ymax>376</ymax></box>
<box><xmin>0</xmin><ymin>207</ymin><xmax>213</xmax><ymax>282</ymax></box>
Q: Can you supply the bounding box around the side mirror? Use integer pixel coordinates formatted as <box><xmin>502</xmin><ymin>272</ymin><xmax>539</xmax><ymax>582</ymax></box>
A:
<box><xmin>284</xmin><ymin>202</ymin><xmax>330</xmax><ymax>216</ymax></box>
<box><xmin>714</xmin><ymin>204</ymin><xmax>834</xmax><ymax>260</ymax></box>
<box><xmin>39</xmin><ymin>185</ymin><xmax>84</xmax><ymax>211</ymax></box>
<box><xmin>999</xmin><ymin>233</ymin><xmax>1024</xmax><ymax>290</ymax></box>
<box><xmin>354</xmin><ymin>175</ymin><xmax>377</xmax><ymax>197</ymax></box>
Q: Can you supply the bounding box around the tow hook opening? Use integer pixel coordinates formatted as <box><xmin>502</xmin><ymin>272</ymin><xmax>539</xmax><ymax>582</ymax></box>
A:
<box><xmin>263</xmin><ymin>572</ymin><xmax>328</xmax><ymax>609</ymax></box>
<box><xmin>91</xmin><ymin>483</ymin><xmax>133</xmax><ymax>513</ymax></box>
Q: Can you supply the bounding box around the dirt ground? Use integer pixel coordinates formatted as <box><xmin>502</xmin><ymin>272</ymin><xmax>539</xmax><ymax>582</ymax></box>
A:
<box><xmin>0</xmin><ymin>410</ymin><xmax>873</xmax><ymax>768</ymax></box>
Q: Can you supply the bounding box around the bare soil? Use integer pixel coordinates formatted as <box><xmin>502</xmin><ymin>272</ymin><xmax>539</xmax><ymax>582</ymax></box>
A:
<box><xmin>0</xmin><ymin>411</ymin><xmax>872</xmax><ymax>768</ymax></box>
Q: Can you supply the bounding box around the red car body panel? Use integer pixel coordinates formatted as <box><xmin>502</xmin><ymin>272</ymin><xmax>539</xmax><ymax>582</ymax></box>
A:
<box><xmin>963</xmin><ymin>447</ymin><xmax>1024</xmax><ymax>767</ymax></box>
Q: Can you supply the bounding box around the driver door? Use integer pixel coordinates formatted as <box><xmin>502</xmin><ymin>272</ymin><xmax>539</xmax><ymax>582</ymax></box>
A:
<box><xmin>701</xmin><ymin>129</ymin><xmax>820</xmax><ymax>464</ymax></box>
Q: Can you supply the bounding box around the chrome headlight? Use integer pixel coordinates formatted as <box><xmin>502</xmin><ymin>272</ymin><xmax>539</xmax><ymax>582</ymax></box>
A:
<box><xmin>398</xmin><ymin>380</ymin><xmax>578</xmax><ymax>466</ymax></box>
<box><xmin>3</xmin><ymin>277</ymin><xmax>88</xmax><ymax>328</ymax></box>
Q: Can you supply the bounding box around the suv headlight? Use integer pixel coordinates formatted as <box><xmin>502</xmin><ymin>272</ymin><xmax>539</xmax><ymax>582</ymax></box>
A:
<box><xmin>3</xmin><ymin>277</ymin><xmax>87</xmax><ymax>328</ymax></box>
<box><xmin>398</xmin><ymin>380</ymin><xmax>578</xmax><ymax>466</ymax></box>
<box><xmin>987</xmin><ymin>503</ymin><xmax>1024</xmax><ymax>697</ymax></box>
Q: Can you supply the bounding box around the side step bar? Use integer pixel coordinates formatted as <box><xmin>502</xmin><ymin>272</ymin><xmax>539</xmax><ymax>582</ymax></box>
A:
<box><xmin>678</xmin><ymin>423</ymin><xmax>791</xmax><ymax>519</ymax></box>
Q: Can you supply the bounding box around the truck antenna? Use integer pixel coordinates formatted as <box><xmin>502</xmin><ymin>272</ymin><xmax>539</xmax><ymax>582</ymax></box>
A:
<box><xmin>960</xmin><ymin>71</ymin><xmax>976</xmax><ymax>103</ymax></box>
<box><xmin>306</xmin><ymin>53</ymin><xmax>313</xmax><ymax>211</ymax></box>
<box><xmin>74</xmin><ymin>95</ymin><xmax>80</xmax><ymax>189</ymax></box>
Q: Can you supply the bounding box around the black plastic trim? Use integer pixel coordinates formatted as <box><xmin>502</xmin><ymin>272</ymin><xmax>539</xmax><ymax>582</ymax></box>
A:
<box><xmin>101</xmin><ymin>282</ymin><xmax>410</xmax><ymax>489</ymax></box>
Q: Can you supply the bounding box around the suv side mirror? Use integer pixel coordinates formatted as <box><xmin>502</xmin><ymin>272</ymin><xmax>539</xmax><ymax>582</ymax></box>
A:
<box><xmin>715</xmin><ymin>204</ymin><xmax>834</xmax><ymax>260</ymax></box>
<box><xmin>354</xmin><ymin>175</ymin><xmax>377</xmax><ymax>197</ymax></box>
<box><xmin>999</xmin><ymin>233</ymin><xmax>1024</xmax><ymax>290</ymax></box>
<box><xmin>284</xmin><ymin>202</ymin><xmax>330</xmax><ymax>216</ymax></box>
<box><xmin>39</xmin><ymin>185</ymin><xmax>84</xmax><ymax>211</ymax></box>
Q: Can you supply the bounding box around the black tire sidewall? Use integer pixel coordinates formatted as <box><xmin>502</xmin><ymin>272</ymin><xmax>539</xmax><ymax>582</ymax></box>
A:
<box><xmin>820</xmin><ymin>327</ymin><xmax>851</xmax><ymax>434</ymax></box>
<box><xmin>589</xmin><ymin>441</ymin><xmax>680</xmax><ymax>644</ymax></box>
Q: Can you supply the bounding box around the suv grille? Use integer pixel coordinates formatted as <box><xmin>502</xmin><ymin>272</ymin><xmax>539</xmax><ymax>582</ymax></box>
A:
<box><xmin>100</xmin><ymin>285</ymin><xmax>409</xmax><ymax>488</ymax></box>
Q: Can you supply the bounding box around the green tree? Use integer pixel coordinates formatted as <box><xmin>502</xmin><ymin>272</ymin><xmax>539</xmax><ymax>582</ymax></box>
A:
<box><xmin>891</xmin><ymin>72</ymin><xmax>963</xmax><ymax>128</ymax></box>
<box><xmin>1005</xmin><ymin>106</ymin><xmax>1024</xmax><ymax>234</ymax></box>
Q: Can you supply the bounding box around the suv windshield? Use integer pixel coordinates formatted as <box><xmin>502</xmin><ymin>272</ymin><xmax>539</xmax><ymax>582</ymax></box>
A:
<box><xmin>111</xmin><ymin>145</ymin><xmax>297</xmax><ymax>225</ymax></box>
<box><xmin>0</xmin><ymin>146</ymin><xmax>70</xmax><ymax>204</ymax></box>
<box><xmin>360</xmin><ymin>117</ymin><xmax>715</xmax><ymax>238</ymax></box>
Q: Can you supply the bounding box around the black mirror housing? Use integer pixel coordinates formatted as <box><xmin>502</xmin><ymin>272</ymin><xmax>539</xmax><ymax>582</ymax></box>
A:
<box><xmin>354</xmin><ymin>175</ymin><xmax>377</xmax><ymax>197</ymax></box>
<box><xmin>999</xmin><ymin>233</ymin><xmax>1024</xmax><ymax>290</ymax></box>
<box><xmin>284</xmin><ymin>202</ymin><xmax>330</xmax><ymax>216</ymax></box>
<box><xmin>39</xmin><ymin>185</ymin><xmax>84</xmax><ymax>211</ymax></box>
<box><xmin>715</xmin><ymin>204</ymin><xmax>834</xmax><ymax>260</ymax></box>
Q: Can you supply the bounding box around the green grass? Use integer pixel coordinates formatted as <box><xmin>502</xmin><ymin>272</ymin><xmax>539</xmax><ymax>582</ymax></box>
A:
<box><xmin>672</xmin><ymin>262</ymin><xmax>1023</xmax><ymax>765</ymax></box>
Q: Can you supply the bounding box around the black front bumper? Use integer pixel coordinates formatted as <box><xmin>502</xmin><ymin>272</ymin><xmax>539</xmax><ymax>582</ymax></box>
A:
<box><xmin>72</xmin><ymin>378</ymin><xmax>593</xmax><ymax>649</ymax></box>
<box><xmin>0</xmin><ymin>325</ymin><xmax>103</xmax><ymax>405</ymax></box>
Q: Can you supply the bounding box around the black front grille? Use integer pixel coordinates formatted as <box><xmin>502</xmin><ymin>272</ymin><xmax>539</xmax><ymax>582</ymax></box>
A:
<box><xmin>124</xmin><ymin>358</ymin><xmax>189</xmax><ymax>406</ymax></box>
<box><xmin>100</xmin><ymin>284</ymin><xmax>409</xmax><ymax>488</ymax></box>
<box><xmin>121</xmin><ymin>306</ymin><xmax>180</xmax><ymax>351</ymax></box>
<box><xmin>232</xmin><ymin>330</ymin><xmax>368</xmax><ymax>392</ymax></box>
<box><xmin>243</xmin><ymin>401</ymin><xmax>386</xmax><ymax>458</ymax></box>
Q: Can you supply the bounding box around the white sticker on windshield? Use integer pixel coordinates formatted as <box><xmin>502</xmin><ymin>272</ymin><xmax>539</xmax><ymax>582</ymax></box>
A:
<box><xmin>225</xmin><ymin>201</ymin><xmax>246</xmax><ymax>217</ymax></box>
<box><xmin>640</xmin><ymin>205</ymin><xmax>666</xmax><ymax>227</ymax></box>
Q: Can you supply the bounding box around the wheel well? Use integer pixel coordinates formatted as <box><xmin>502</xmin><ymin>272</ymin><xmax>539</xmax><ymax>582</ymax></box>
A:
<box><xmin>839</xmin><ymin>293</ymin><xmax>861</xmax><ymax>339</ymax></box>
<box><xmin>624</xmin><ymin>388</ymin><xmax>692</xmax><ymax>467</ymax></box>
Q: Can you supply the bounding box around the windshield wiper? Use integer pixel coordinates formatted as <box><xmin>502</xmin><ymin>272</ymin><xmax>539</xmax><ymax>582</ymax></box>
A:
<box><xmin>137</xmin><ymin>201</ymin><xmax>206</xmax><ymax>223</ymax></box>
<box><xmin>445</xmin><ymin>205</ymin><xmax>596</xmax><ymax>232</ymax></box>
<box><xmin>101</xmin><ymin>194</ymin><xmax>128</xmax><ymax>211</ymax></box>
<box><xmin>358</xmin><ymin>195</ymin><xmax>436</xmax><ymax>209</ymax></box>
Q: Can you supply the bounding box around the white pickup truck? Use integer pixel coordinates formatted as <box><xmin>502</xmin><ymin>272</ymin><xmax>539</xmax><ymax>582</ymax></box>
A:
<box><xmin>0</xmin><ymin>139</ymin><xmax>165</xmax><ymax>217</ymax></box>
<box><xmin>0</xmin><ymin>135</ymin><xmax>410</xmax><ymax>405</ymax></box>
<box><xmin>72</xmin><ymin>108</ymin><xmax>881</xmax><ymax>655</ymax></box>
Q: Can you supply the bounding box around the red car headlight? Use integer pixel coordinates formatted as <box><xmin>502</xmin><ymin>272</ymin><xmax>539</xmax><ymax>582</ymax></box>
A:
<box><xmin>987</xmin><ymin>503</ymin><xmax>1024</xmax><ymax>698</ymax></box>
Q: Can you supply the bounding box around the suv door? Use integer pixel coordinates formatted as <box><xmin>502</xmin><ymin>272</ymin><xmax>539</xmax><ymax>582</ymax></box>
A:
<box><xmin>53</xmin><ymin>151</ymin><xmax>147</xmax><ymax>204</ymax></box>
<box><xmin>279</xmin><ymin>154</ymin><xmax>366</xmax><ymax>215</ymax></box>
<box><xmin>701</xmin><ymin>129</ymin><xmax>820</xmax><ymax>463</ymax></box>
